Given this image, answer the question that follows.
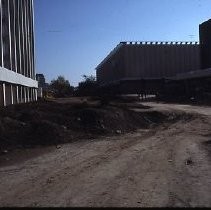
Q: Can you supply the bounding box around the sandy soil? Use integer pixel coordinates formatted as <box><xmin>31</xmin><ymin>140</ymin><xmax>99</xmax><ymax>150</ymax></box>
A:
<box><xmin>0</xmin><ymin>102</ymin><xmax>211</xmax><ymax>207</ymax></box>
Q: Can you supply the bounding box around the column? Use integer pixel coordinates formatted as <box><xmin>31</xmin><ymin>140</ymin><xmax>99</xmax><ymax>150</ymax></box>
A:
<box><xmin>20</xmin><ymin>0</ymin><xmax>26</xmax><ymax>77</ymax></box>
<box><xmin>27</xmin><ymin>87</ymin><xmax>30</xmax><ymax>102</ymax></box>
<box><xmin>3</xmin><ymin>82</ymin><xmax>6</xmax><ymax>106</ymax></box>
<box><xmin>16</xmin><ymin>85</ymin><xmax>19</xmax><ymax>104</ymax></box>
<box><xmin>35</xmin><ymin>88</ymin><xmax>37</xmax><ymax>101</ymax></box>
<box><xmin>0</xmin><ymin>0</ymin><xmax>4</xmax><ymax>67</ymax></box>
<box><xmin>11</xmin><ymin>0</ymin><xmax>17</xmax><ymax>72</ymax></box>
<box><xmin>10</xmin><ymin>84</ymin><xmax>13</xmax><ymax>104</ymax></box>
<box><xmin>23</xmin><ymin>1</ymin><xmax>29</xmax><ymax>77</ymax></box>
<box><xmin>24</xmin><ymin>86</ymin><xmax>26</xmax><ymax>103</ymax></box>
<box><xmin>17</xmin><ymin>0</ymin><xmax>22</xmax><ymax>74</ymax></box>
<box><xmin>26</xmin><ymin>1</ymin><xmax>31</xmax><ymax>78</ymax></box>
<box><xmin>2</xmin><ymin>0</ymin><xmax>11</xmax><ymax>70</ymax></box>
<box><xmin>20</xmin><ymin>85</ymin><xmax>23</xmax><ymax>103</ymax></box>
<box><xmin>30</xmin><ymin>0</ymin><xmax>34</xmax><ymax>79</ymax></box>
<box><xmin>8</xmin><ymin>0</ymin><xmax>12</xmax><ymax>70</ymax></box>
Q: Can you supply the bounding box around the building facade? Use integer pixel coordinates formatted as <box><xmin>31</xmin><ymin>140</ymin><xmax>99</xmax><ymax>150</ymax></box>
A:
<box><xmin>96</xmin><ymin>41</ymin><xmax>200</xmax><ymax>86</ymax></box>
<box><xmin>200</xmin><ymin>19</ymin><xmax>211</xmax><ymax>69</ymax></box>
<box><xmin>0</xmin><ymin>0</ymin><xmax>38</xmax><ymax>106</ymax></box>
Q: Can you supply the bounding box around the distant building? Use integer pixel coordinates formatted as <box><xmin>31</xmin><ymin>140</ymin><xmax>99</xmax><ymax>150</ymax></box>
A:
<box><xmin>0</xmin><ymin>0</ymin><xmax>38</xmax><ymax>106</ymax></box>
<box><xmin>96</xmin><ymin>19</ymin><xmax>211</xmax><ymax>94</ymax></box>
<box><xmin>36</xmin><ymin>73</ymin><xmax>48</xmax><ymax>98</ymax></box>
<box><xmin>36</xmin><ymin>74</ymin><xmax>46</xmax><ymax>88</ymax></box>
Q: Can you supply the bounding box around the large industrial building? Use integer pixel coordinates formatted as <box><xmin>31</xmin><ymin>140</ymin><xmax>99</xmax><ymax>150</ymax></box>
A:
<box><xmin>96</xmin><ymin>19</ymin><xmax>211</xmax><ymax>95</ymax></box>
<box><xmin>0</xmin><ymin>0</ymin><xmax>38</xmax><ymax>106</ymax></box>
<box><xmin>200</xmin><ymin>19</ymin><xmax>211</xmax><ymax>69</ymax></box>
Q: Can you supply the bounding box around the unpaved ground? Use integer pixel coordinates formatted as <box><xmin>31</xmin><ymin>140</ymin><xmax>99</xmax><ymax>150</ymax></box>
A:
<box><xmin>0</xmin><ymin>101</ymin><xmax>211</xmax><ymax>207</ymax></box>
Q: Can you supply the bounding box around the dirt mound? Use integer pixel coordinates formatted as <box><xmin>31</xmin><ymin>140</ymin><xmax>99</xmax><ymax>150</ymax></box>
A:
<box><xmin>0</xmin><ymin>100</ymin><xmax>193</xmax><ymax>151</ymax></box>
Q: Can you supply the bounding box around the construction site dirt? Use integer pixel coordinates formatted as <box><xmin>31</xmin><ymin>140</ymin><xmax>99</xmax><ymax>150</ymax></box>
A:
<box><xmin>0</xmin><ymin>97</ymin><xmax>211</xmax><ymax>207</ymax></box>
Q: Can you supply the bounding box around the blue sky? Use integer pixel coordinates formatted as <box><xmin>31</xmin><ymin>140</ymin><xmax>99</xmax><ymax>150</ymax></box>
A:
<box><xmin>34</xmin><ymin>0</ymin><xmax>211</xmax><ymax>86</ymax></box>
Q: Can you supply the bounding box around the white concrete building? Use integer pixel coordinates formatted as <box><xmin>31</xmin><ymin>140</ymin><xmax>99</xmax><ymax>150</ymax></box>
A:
<box><xmin>0</xmin><ymin>0</ymin><xmax>38</xmax><ymax>106</ymax></box>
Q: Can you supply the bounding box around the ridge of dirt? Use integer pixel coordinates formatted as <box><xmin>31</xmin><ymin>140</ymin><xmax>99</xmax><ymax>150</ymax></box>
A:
<box><xmin>0</xmin><ymin>99</ymin><xmax>193</xmax><ymax>151</ymax></box>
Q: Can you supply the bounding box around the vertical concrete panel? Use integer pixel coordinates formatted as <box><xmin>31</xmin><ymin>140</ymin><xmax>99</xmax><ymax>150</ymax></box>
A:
<box><xmin>35</xmin><ymin>88</ymin><xmax>37</xmax><ymax>101</ymax></box>
<box><xmin>0</xmin><ymin>83</ymin><xmax>4</xmax><ymax>106</ymax></box>
<box><xmin>30</xmin><ymin>0</ymin><xmax>35</xmax><ymax>80</ymax></box>
<box><xmin>20</xmin><ymin>85</ymin><xmax>24</xmax><ymax>103</ymax></box>
<box><xmin>9</xmin><ymin>0</ymin><xmax>16</xmax><ymax>72</ymax></box>
<box><xmin>18</xmin><ymin>85</ymin><xmax>22</xmax><ymax>103</ymax></box>
<box><xmin>161</xmin><ymin>44</ymin><xmax>165</xmax><ymax>78</ymax></box>
<box><xmin>5</xmin><ymin>83</ymin><xmax>12</xmax><ymax>105</ymax></box>
<box><xmin>16</xmin><ymin>85</ymin><xmax>19</xmax><ymax>104</ymax></box>
<box><xmin>2</xmin><ymin>0</ymin><xmax>11</xmax><ymax>70</ymax></box>
<box><xmin>148</xmin><ymin>45</ymin><xmax>153</xmax><ymax>77</ymax></box>
<box><xmin>0</xmin><ymin>0</ymin><xmax>3</xmax><ymax>67</ymax></box>
<box><xmin>17</xmin><ymin>0</ymin><xmax>22</xmax><ymax>74</ymax></box>
<box><xmin>144</xmin><ymin>45</ymin><xmax>149</xmax><ymax>77</ymax></box>
<box><xmin>144</xmin><ymin>44</ymin><xmax>148</xmax><ymax>77</ymax></box>
<box><xmin>24</xmin><ymin>1</ymin><xmax>29</xmax><ymax>78</ymax></box>
<box><xmin>136</xmin><ymin>45</ymin><xmax>140</xmax><ymax>77</ymax></box>
<box><xmin>23</xmin><ymin>86</ymin><xmax>26</xmax><ymax>103</ymax></box>
<box><xmin>125</xmin><ymin>45</ymin><xmax>129</xmax><ymax>78</ymax></box>
<box><xmin>153</xmin><ymin>44</ymin><xmax>157</xmax><ymax>77</ymax></box>
<box><xmin>10</xmin><ymin>84</ymin><xmax>13</xmax><ymax>104</ymax></box>
<box><xmin>7</xmin><ymin>0</ymin><xmax>13</xmax><ymax>71</ymax></box>
<box><xmin>20</xmin><ymin>0</ymin><xmax>25</xmax><ymax>77</ymax></box>
<box><xmin>2</xmin><ymin>83</ymin><xmax>5</xmax><ymax>106</ymax></box>
<box><xmin>12</xmin><ymin>84</ymin><xmax>17</xmax><ymax>104</ymax></box>
<box><xmin>27</xmin><ymin>2</ymin><xmax>31</xmax><ymax>78</ymax></box>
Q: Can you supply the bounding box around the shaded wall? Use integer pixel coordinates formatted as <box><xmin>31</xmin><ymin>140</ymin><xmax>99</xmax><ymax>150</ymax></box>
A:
<box><xmin>200</xmin><ymin>19</ymin><xmax>211</xmax><ymax>69</ymax></box>
<box><xmin>97</xmin><ymin>42</ymin><xmax>201</xmax><ymax>86</ymax></box>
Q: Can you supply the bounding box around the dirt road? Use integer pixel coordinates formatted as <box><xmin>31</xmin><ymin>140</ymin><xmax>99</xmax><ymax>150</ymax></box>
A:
<box><xmin>0</xmin><ymin>102</ymin><xmax>211</xmax><ymax>207</ymax></box>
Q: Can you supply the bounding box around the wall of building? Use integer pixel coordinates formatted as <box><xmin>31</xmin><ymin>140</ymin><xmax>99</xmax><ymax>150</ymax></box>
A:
<box><xmin>97</xmin><ymin>41</ymin><xmax>201</xmax><ymax>86</ymax></box>
<box><xmin>200</xmin><ymin>19</ymin><xmax>211</xmax><ymax>69</ymax></box>
<box><xmin>96</xmin><ymin>43</ymin><xmax>125</xmax><ymax>85</ymax></box>
<box><xmin>0</xmin><ymin>0</ymin><xmax>38</xmax><ymax>106</ymax></box>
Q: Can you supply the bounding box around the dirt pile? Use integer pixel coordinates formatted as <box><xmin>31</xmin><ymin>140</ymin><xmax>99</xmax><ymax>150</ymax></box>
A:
<box><xmin>0</xmin><ymin>100</ymin><xmax>193</xmax><ymax>150</ymax></box>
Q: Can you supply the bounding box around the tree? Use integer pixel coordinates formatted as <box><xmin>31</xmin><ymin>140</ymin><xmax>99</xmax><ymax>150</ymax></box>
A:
<box><xmin>50</xmin><ymin>76</ymin><xmax>74</xmax><ymax>98</ymax></box>
<box><xmin>76</xmin><ymin>75</ymin><xmax>98</xmax><ymax>96</ymax></box>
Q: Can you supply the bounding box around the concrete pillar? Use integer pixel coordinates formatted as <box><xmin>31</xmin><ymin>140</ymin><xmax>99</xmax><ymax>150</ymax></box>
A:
<box><xmin>12</xmin><ymin>0</ymin><xmax>18</xmax><ymax>73</ymax></box>
<box><xmin>33</xmin><ymin>88</ymin><xmax>35</xmax><ymax>101</ymax></box>
<box><xmin>10</xmin><ymin>84</ymin><xmax>14</xmax><ymax>105</ymax></box>
<box><xmin>20</xmin><ymin>86</ymin><xmax>22</xmax><ymax>103</ymax></box>
<box><xmin>31</xmin><ymin>88</ymin><xmax>33</xmax><ymax>101</ymax></box>
<box><xmin>19</xmin><ymin>86</ymin><xmax>23</xmax><ymax>103</ymax></box>
<box><xmin>5</xmin><ymin>84</ymin><xmax>12</xmax><ymax>105</ymax></box>
<box><xmin>26</xmin><ymin>87</ymin><xmax>28</xmax><ymax>102</ymax></box>
<box><xmin>17</xmin><ymin>0</ymin><xmax>22</xmax><ymax>74</ymax></box>
<box><xmin>23</xmin><ymin>2</ymin><xmax>29</xmax><ymax>77</ymax></box>
<box><xmin>0</xmin><ymin>83</ymin><xmax>4</xmax><ymax>106</ymax></box>
<box><xmin>24</xmin><ymin>86</ymin><xmax>27</xmax><ymax>103</ymax></box>
<box><xmin>35</xmin><ymin>88</ymin><xmax>37</xmax><ymax>101</ymax></box>
<box><xmin>12</xmin><ymin>84</ymin><xmax>18</xmax><ymax>105</ymax></box>
<box><xmin>20</xmin><ymin>0</ymin><xmax>26</xmax><ymax>77</ymax></box>
<box><xmin>3</xmin><ymin>83</ymin><xmax>6</xmax><ymax>106</ymax></box>
<box><xmin>16</xmin><ymin>85</ymin><xmax>19</xmax><ymax>104</ymax></box>
<box><xmin>8</xmin><ymin>0</ymin><xmax>13</xmax><ymax>70</ymax></box>
<box><xmin>27</xmin><ymin>87</ymin><xmax>30</xmax><ymax>102</ymax></box>
<box><xmin>0</xmin><ymin>0</ymin><xmax>4</xmax><ymax>67</ymax></box>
